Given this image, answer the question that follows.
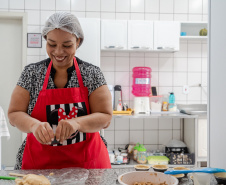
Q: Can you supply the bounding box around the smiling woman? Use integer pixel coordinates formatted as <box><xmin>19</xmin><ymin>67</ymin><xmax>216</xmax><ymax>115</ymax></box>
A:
<box><xmin>8</xmin><ymin>12</ymin><xmax>112</xmax><ymax>170</ymax></box>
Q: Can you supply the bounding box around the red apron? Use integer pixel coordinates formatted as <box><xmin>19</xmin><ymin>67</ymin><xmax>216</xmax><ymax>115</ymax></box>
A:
<box><xmin>22</xmin><ymin>57</ymin><xmax>111</xmax><ymax>169</ymax></box>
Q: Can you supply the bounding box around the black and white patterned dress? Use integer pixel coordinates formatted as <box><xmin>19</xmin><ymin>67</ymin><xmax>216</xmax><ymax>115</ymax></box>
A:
<box><xmin>14</xmin><ymin>57</ymin><xmax>108</xmax><ymax>170</ymax></box>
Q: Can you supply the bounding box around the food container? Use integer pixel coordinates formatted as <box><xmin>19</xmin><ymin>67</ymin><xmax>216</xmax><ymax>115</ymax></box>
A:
<box><xmin>214</xmin><ymin>172</ymin><xmax>226</xmax><ymax>184</ymax></box>
<box><xmin>167</xmin><ymin>153</ymin><xmax>195</xmax><ymax>165</ymax></box>
<box><xmin>136</xmin><ymin>145</ymin><xmax>147</xmax><ymax>164</ymax></box>
<box><xmin>121</xmin><ymin>153</ymin><xmax>128</xmax><ymax>163</ymax></box>
<box><xmin>147</xmin><ymin>156</ymin><xmax>169</xmax><ymax>165</ymax></box>
<box><xmin>118</xmin><ymin>171</ymin><xmax>178</xmax><ymax>185</ymax></box>
<box><xmin>152</xmin><ymin>164</ymin><xmax>168</xmax><ymax>172</ymax></box>
<box><xmin>116</xmin><ymin>155</ymin><xmax>123</xmax><ymax>163</ymax></box>
<box><xmin>171</xmin><ymin>174</ymin><xmax>185</xmax><ymax>182</ymax></box>
<box><xmin>150</xmin><ymin>95</ymin><xmax>163</xmax><ymax>112</ymax></box>
<box><xmin>134</xmin><ymin>165</ymin><xmax>150</xmax><ymax>171</ymax></box>
<box><xmin>133</xmin><ymin>143</ymin><xmax>140</xmax><ymax>161</ymax></box>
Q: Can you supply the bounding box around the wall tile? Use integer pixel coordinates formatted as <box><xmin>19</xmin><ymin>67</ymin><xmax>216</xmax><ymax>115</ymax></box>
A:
<box><xmin>115</xmin><ymin>72</ymin><xmax>130</xmax><ymax>86</ymax></box>
<box><xmin>27</xmin><ymin>48</ymin><xmax>40</xmax><ymax>56</ymax></box>
<box><xmin>151</xmin><ymin>72</ymin><xmax>159</xmax><ymax>86</ymax></box>
<box><xmin>159</xmin><ymin>58</ymin><xmax>173</xmax><ymax>72</ymax></box>
<box><xmin>174</xmin><ymin>14</ymin><xmax>188</xmax><ymax>21</ymax></box>
<box><xmin>41</xmin><ymin>0</ymin><xmax>55</xmax><ymax>10</ymax></box>
<box><xmin>202</xmin><ymin>87</ymin><xmax>207</xmax><ymax>101</ymax></box>
<box><xmin>0</xmin><ymin>0</ymin><xmax>8</xmax><ymax>9</ymax></box>
<box><xmin>115</xmin><ymin>118</ymin><xmax>129</xmax><ymax>130</ymax></box>
<box><xmin>188</xmin><ymin>44</ymin><xmax>202</xmax><ymax>57</ymax></box>
<box><xmin>27</xmin><ymin>56</ymin><xmax>40</xmax><ymax>65</ymax></box>
<box><xmin>27</xmin><ymin>25</ymin><xmax>41</xmax><ymax>33</ymax></box>
<box><xmin>145</xmin><ymin>58</ymin><xmax>158</xmax><ymax>71</ymax></box>
<box><xmin>203</xmin><ymin>0</ymin><xmax>208</xmax><ymax>14</ymax></box>
<box><xmin>188</xmin><ymin>14</ymin><xmax>202</xmax><ymax>22</ymax></box>
<box><xmin>101</xmin><ymin>57</ymin><xmax>115</xmax><ymax>72</ymax></box>
<box><xmin>144</xmin><ymin>131</ymin><xmax>158</xmax><ymax>144</ymax></box>
<box><xmin>159</xmin><ymin>118</ymin><xmax>172</xmax><ymax>129</ymax></box>
<box><xmin>159</xmin><ymin>14</ymin><xmax>174</xmax><ymax>21</ymax></box>
<box><xmin>122</xmin><ymin>86</ymin><xmax>130</xmax><ymax>101</ymax></box>
<box><xmin>130</xmin><ymin>131</ymin><xmax>143</xmax><ymax>144</ymax></box>
<box><xmin>103</xmin><ymin>71</ymin><xmax>115</xmax><ymax>84</ymax></box>
<box><xmin>145</xmin><ymin>13</ymin><xmax>159</xmax><ymax>20</ymax></box>
<box><xmin>159</xmin><ymin>53</ymin><xmax>173</xmax><ymax>58</ymax></box>
<box><xmin>173</xmin><ymin>130</ymin><xmax>181</xmax><ymax>140</ymax></box>
<box><xmin>203</xmin><ymin>15</ymin><xmax>208</xmax><ymax>22</ymax></box>
<box><xmin>130</xmin><ymin>57</ymin><xmax>145</xmax><ymax>71</ymax></box>
<box><xmin>173</xmin><ymin>87</ymin><xmax>187</xmax><ymax>101</ymax></box>
<box><xmin>116</xmin><ymin>52</ymin><xmax>130</xmax><ymax>57</ymax></box>
<box><xmin>189</xmin><ymin>0</ymin><xmax>202</xmax><ymax>14</ymax></box>
<box><xmin>101</xmin><ymin>0</ymin><xmax>115</xmax><ymax>12</ymax></box>
<box><xmin>188</xmin><ymin>58</ymin><xmax>202</xmax><ymax>72</ymax></box>
<box><xmin>71</xmin><ymin>0</ymin><xmax>85</xmax><ymax>11</ymax></box>
<box><xmin>101</xmin><ymin>12</ymin><xmax>115</xmax><ymax>19</ymax></box>
<box><xmin>131</xmin><ymin>0</ymin><xmax>144</xmax><ymax>13</ymax></box>
<box><xmin>174</xmin><ymin>43</ymin><xmax>188</xmax><ymax>58</ymax></box>
<box><xmin>115</xmin><ymin>57</ymin><xmax>129</xmax><ymax>71</ymax></box>
<box><xmin>145</xmin><ymin>0</ymin><xmax>159</xmax><ymax>13</ymax></box>
<box><xmin>116</xmin><ymin>0</ymin><xmax>130</xmax><ymax>12</ymax></box>
<box><xmin>105</xmin><ymin>131</ymin><xmax>115</xmax><ymax>144</ymax></box>
<box><xmin>26</xmin><ymin>10</ymin><xmax>40</xmax><ymax>25</ymax></box>
<box><xmin>159</xmin><ymin>87</ymin><xmax>173</xmax><ymax>95</ymax></box>
<box><xmin>188</xmin><ymin>72</ymin><xmax>201</xmax><ymax>86</ymax></box>
<box><xmin>115</xmin><ymin>131</ymin><xmax>129</xmax><ymax>144</ymax></box>
<box><xmin>159</xmin><ymin>130</ymin><xmax>172</xmax><ymax>145</ymax></box>
<box><xmin>101</xmin><ymin>51</ymin><xmax>115</xmax><ymax>57</ymax></box>
<box><xmin>160</xmin><ymin>0</ymin><xmax>173</xmax><ymax>13</ymax></box>
<box><xmin>130</xmin><ymin>118</ymin><xmax>143</xmax><ymax>130</ymax></box>
<box><xmin>144</xmin><ymin>145</ymin><xmax>158</xmax><ymax>151</ymax></box>
<box><xmin>202</xmin><ymin>72</ymin><xmax>207</xmax><ymax>86</ymax></box>
<box><xmin>107</xmin><ymin>144</ymin><xmax>115</xmax><ymax>150</ymax></box>
<box><xmin>56</xmin><ymin>0</ymin><xmax>70</xmax><ymax>11</ymax></box>
<box><xmin>116</xmin><ymin>13</ymin><xmax>130</xmax><ymax>20</ymax></box>
<box><xmin>86</xmin><ymin>12</ymin><xmax>101</xmax><ymax>18</ymax></box>
<box><xmin>159</xmin><ymin>72</ymin><xmax>173</xmax><ymax>86</ymax></box>
<box><xmin>10</xmin><ymin>0</ymin><xmax>24</xmax><ymax>9</ymax></box>
<box><xmin>131</xmin><ymin>13</ymin><xmax>145</xmax><ymax>20</ymax></box>
<box><xmin>40</xmin><ymin>40</ymin><xmax>47</xmax><ymax>55</ymax></box>
<box><xmin>144</xmin><ymin>118</ymin><xmax>158</xmax><ymax>129</ymax></box>
<box><xmin>202</xmin><ymin>58</ymin><xmax>207</xmax><ymax>72</ymax></box>
<box><xmin>202</xmin><ymin>44</ymin><xmax>207</xmax><ymax>57</ymax></box>
<box><xmin>174</xmin><ymin>58</ymin><xmax>187</xmax><ymax>72</ymax></box>
<box><xmin>174</xmin><ymin>0</ymin><xmax>188</xmax><ymax>14</ymax></box>
<box><xmin>25</xmin><ymin>0</ymin><xmax>40</xmax><ymax>10</ymax></box>
<box><xmin>173</xmin><ymin>72</ymin><xmax>187</xmax><ymax>86</ymax></box>
<box><xmin>106</xmin><ymin>119</ymin><xmax>115</xmax><ymax>131</ymax></box>
<box><xmin>86</xmin><ymin>0</ymin><xmax>101</xmax><ymax>11</ymax></box>
<box><xmin>145</xmin><ymin>53</ymin><xmax>159</xmax><ymax>58</ymax></box>
<box><xmin>187</xmin><ymin>87</ymin><xmax>201</xmax><ymax>101</ymax></box>
<box><xmin>71</xmin><ymin>11</ymin><xmax>86</xmax><ymax>18</ymax></box>
<box><xmin>173</xmin><ymin>118</ymin><xmax>181</xmax><ymax>129</ymax></box>
<box><xmin>41</xmin><ymin>11</ymin><xmax>55</xmax><ymax>26</ymax></box>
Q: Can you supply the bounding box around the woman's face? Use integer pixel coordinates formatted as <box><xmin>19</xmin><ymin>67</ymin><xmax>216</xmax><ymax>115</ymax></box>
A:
<box><xmin>46</xmin><ymin>29</ymin><xmax>80</xmax><ymax>69</ymax></box>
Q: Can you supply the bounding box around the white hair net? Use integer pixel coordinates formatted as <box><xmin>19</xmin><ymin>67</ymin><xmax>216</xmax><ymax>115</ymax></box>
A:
<box><xmin>42</xmin><ymin>12</ymin><xmax>84</xmax><ymax>47</ymax></box>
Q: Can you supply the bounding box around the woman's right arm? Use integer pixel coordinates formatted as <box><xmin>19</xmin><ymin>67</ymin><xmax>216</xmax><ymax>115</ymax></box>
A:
<box><xmin>8</xmin><ymin>85</ymin><xmax>54</xmax><ymax>144</ymax></box>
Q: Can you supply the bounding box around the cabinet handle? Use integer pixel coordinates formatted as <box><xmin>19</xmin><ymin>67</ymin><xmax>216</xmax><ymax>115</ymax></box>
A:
<box><xmin>157</xmin><ymin>46</ymin><xmax>175</xmax><ymax>50</ymax></box>
<box><xmin>131</xmin><ymin>46</ymin><xmax>140</xmax><ymax>49</ymax></box>
<box><xmin>131</xmin><ymin>46</ymin><xmax>150</xmax><ymax>50</ymax></box>
<box><xmin>105</xmin><ymin>46</ymin><xmax>124</xmax><ymax>49</ymax></box>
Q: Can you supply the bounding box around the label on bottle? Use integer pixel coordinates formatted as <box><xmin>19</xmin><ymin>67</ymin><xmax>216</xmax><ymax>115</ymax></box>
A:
<box><xmin>135</xmin><ymin>78</ymin><xmax>150</xmax><ymax>84</ymax></box>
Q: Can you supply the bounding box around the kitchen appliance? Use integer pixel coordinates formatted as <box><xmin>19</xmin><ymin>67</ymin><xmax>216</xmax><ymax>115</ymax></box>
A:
<box><xmin>134</xmin><ymin>97</ymin><xmax>150</xmax><ymax>115</ymax></box>
<box><xmin>114</xmin><ymin>85</ymin><xmax>122</xmax><ymax>111</ymax></box>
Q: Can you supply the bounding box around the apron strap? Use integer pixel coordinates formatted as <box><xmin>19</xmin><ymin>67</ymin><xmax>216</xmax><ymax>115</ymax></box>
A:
<box><xmin>42</xmin><ymin>57</ymin><xmax>84</xmax><ymax>91</ymax></box>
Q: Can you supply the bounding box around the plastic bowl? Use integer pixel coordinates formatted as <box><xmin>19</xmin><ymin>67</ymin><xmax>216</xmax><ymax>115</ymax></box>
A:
<box><xmin>152</xmin><ymin>164</ymin><xmax>168</xmax><ymax>172</ymax></box>
<box><xmin>214</xmin><ymin>172</ymin><xmax>226</xmax><ymax>185</ymax></box>
<box><xmin>134</xmin><ymin>165</ymin><xmax>150</xmax><ymax>171</ymax></box>
<box><xmin>118</xmin><ymin>171</ymin><xmax>178</xmax><ymax>185</ymax></box>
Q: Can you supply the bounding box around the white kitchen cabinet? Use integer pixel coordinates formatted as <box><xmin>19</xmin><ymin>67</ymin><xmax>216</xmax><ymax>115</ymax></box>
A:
<box><xmin>154</xmin><ymin>21</ymin><xmax>180</xmax><ymax>51</ymax></box>
<box><xmin>101</xmin><ymin>20</ymin><xmax>127</xmax><ymax>50</ymax></box>
<box><xmin>197</xmin><ymin>119</ymin><xmax>207</xmax><ymax>160</ymax></box>
<box><xmin>76</xmin><ymin>18</ymin><xmax>100</xmax><ymax>67</ymax></box>
<box><xmin>128</xmin><ymin>20</ymin><xmax>154</xmax><ymax>51</ymax></box>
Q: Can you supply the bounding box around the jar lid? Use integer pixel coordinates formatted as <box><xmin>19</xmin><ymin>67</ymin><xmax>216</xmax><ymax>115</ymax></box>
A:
<box><xmin>134</xmin><ymin>143</ymin><xmax>140</xmax><ymax>150</ymax></box>
<box><xmin>137</xmin><ymin>144</ymin><xmax>146</xmax><ymax>152</ymax></box>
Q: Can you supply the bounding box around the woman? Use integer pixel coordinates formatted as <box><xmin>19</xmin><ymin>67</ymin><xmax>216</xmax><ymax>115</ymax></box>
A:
<box><xmin>8</xmin><ymin>12</ymin><xmax>112</xmax><ymax>169</ymax></box>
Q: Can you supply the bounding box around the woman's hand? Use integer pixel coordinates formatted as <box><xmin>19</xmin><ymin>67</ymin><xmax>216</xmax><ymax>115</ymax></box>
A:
<box><xmin>55</xmin><ymin>119</ymin><xmax>80</xmax><ymax>144</ymax></box>
<box><xmin>31</xmin><ymin>122</ymin><xmax>54</xmax><ymax>144</ymax></box>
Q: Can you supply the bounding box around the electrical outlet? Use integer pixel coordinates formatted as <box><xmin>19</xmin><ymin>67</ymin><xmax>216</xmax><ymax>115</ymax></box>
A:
<box><xmin>183</xmin><ymin>85</ymin><xmax>189</xmax><ymax>94</ymax></box>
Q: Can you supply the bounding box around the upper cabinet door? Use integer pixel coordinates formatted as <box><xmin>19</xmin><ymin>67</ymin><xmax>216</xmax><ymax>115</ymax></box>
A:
<box><xmin>76</xmin><ymin>18</ymin><xmax>100</xmax><ymax>67</ymax></box>
<box><xmin>128</xmin><ymin>20</ymin><xmax>154</xmax><ymax>50</ymax></box>
<box><xmin>154</xmin><ymin>21</ymin><xmax>180</xmax><ymax>51</ymax></box>
<box><xmin>101</xmin><ymin>20</ymin><xmax>127</xmax><ymax>50</ymax></box>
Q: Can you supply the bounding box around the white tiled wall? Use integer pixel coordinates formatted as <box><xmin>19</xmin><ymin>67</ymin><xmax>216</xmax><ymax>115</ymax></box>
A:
<box><xmin>0</xmin><ymin>0</ymin><xmax>208</xmax><ymax>148</ymax></box>
<box><xmin>105</xmin><ymin>118</ymin><xmax>182</xmax><ymax>152</ymax></box>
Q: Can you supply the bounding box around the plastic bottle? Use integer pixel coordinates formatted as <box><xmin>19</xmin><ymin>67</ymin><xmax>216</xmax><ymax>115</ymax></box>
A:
<box><xmin>117</xmin><ymin>98</ymin><xmax>122</xmax><ymax>111</ymax></box>
<box><xmin>132</xmin><ymin>67</ymin><xmax>152</xmax><ymax>97</ymax></box>
<box><xmin>168</xmin><ymin>92</ymin><xmax>177</xmax><ymax>112</ymax></box>
<box><xmin>169</xmin><ymin>92</ymin><xmax>175</xmax><ymax>104</ymax></box>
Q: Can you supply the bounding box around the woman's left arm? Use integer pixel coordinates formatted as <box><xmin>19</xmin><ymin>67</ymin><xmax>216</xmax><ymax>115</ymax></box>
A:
<box><xmin>55</xmin><ymin>85</ymin><xmax>113</xmax><ymax>143</ymax></box>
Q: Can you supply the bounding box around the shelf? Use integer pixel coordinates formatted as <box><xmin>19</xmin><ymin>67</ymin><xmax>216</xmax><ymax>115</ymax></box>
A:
<box><xmin>101</xmin><ymin>49</ymin><xmax>178</xmax><ymax>53</ymax></box>
<box><xmin>180</xmin><ymin>36</ymin><xmax>208</xmax><ymax>41</ymax></box>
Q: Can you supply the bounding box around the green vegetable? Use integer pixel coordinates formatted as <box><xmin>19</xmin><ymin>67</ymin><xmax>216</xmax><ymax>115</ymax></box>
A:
<box><xmin>199</xmin><ymin>28</ymin><xmax>207</xmax><ymax>36</ymax></box>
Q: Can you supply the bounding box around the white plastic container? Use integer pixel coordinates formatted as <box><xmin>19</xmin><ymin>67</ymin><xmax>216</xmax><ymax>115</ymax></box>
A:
<box><xmin>150</xmin><ymin>95</ymin><xmax>163</xmax><ymax>112</ymax></box>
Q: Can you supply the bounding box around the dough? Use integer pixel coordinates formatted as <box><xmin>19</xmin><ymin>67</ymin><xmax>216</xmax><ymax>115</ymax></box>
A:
<box><xmin>15</xmin><ymin>174</ymin><xmax>51</xmax><ymax>185</ymax></box>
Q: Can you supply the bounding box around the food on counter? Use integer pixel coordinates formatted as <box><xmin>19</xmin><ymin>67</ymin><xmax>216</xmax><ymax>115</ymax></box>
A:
<box><xmin>152</xmin><ymin>164</ymin><xmax>168</xmax><ymax>172</ymax></box>
<box><xmin>134</xmin><ymin>164</ymin><xmax>150</xmax><ymax>171</ymax></box>
<box><xmin>171</xmin><ymin>174</ymin><xmax>184</xmax><ymax>178</ymax></box>
<box><xmin>147</xmin><ymin>156</ymin><xmax>169</xmax><ymax>165</ymax></box>
<box><xmin>199</xmin><ymin>28</ymin><xmax>207</xmax><ymax>36</ymax></box>
<box><xmin>133</xmin><ymin>182</ymin><xmax>167</xmax><ymax>185</ymax></box>
<box><xmin>173</xmin><ymin>166</ymin><xmax>189</xmax><ymax>170</ymax></box>
<box><xmin>15</xmin><ymin>174</ymin><xmax>51</xmax><ymax>185</ymax></box>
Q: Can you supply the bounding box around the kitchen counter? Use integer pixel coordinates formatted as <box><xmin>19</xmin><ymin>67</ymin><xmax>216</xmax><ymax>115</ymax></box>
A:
<box><xmin>0</xmin><ymin>168</ymin><xmax>217</xmax><ymax>185</ymax></box>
